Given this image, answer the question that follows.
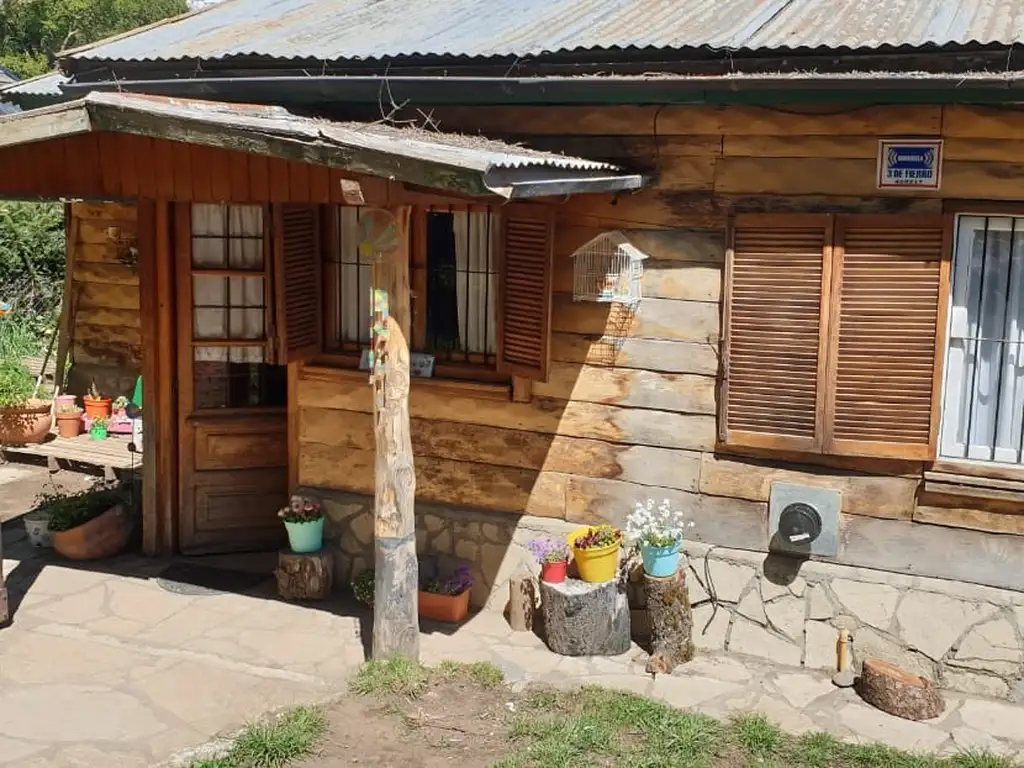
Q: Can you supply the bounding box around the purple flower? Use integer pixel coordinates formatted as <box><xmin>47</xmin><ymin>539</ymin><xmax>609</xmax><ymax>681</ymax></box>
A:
<box><xmin>528</xmin><ymin>538</ymin><xmax>571</xmax><ymax>565</ymax></box>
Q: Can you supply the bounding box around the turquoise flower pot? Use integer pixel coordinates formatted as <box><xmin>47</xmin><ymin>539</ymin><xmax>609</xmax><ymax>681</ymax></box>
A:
<box><xmin>640</xmin><ymin>540</ymin><xmax>681</xmax><ymax>578</ymax></box>
<box><xmin>284</xmin><ymin>518</ymin><xmax>324</xmax><ymax>554</ymax></box>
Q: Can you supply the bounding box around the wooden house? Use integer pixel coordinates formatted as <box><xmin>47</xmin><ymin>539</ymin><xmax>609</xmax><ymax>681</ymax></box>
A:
<box><xmin>2</xmin><ymin>0</ymin><xmax>1024</xmax><ymax>694</ymax></box>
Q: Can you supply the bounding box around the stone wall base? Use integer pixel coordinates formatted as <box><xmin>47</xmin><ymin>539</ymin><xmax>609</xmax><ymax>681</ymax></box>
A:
<box><xmin>311</xmin><ymin>487</ymin><xmax>1024</xmax><ymax>702</ymax></box>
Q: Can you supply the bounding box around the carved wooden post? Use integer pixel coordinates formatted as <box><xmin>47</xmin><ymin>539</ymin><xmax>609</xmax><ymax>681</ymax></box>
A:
<box><xmin>370</xmin><ymin>206</ymin><xmax>419</xmax><ymax>660</ymax></box>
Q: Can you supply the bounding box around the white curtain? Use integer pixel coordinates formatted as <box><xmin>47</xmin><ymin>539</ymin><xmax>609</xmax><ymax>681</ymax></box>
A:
<box><xmin>452</xmin><ymin>211</ymin><xmax>499</xmax><ymax>355</ymax></box>
<box><xmin>941</xmin><ymin>215</ymin><xmax>1024</xmax><ymax>464</ymax></box>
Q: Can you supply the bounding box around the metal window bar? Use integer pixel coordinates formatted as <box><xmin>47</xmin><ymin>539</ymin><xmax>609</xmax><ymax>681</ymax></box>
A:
<box><xmin>942</xmin><ymin>214</ymin><xmax>1024</xmax><ymax>465</ymax></box>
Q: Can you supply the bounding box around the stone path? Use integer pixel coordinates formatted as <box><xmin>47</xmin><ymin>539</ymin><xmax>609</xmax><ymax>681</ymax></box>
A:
<box><xmin>1</xmin><ymin>528</ymin><xmax>1023</xmax><ymax>767</ymax></box>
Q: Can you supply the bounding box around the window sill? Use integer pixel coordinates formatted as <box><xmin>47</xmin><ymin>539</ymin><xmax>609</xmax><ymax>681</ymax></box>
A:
<box><xmin>924</xmin><ymin>461</ymin><xmax>1024</xmax><ymax>505</ymax></box>
<box><xmin>302</xmin><ymin>361</ymin><xmax>513</xmax><ymax>402</ymax></box>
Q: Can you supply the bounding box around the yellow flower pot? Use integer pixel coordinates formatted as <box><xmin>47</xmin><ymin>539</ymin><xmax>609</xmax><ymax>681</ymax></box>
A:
<box><xmin>567</xmin><ymin>526</ymin><xmax>621</xmax><ymax>583</ymax></box>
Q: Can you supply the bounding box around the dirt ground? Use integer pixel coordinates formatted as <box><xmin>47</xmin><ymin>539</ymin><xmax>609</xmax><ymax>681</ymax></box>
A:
<box><xmin>298</xmin><ymin>680</ymin><xmax>513</xmax><ymax>768</ymax></box>
<box><xmin>0</xmin><ymin>462</ymin><xmax>94</xmax><ymax>523</ymax></box>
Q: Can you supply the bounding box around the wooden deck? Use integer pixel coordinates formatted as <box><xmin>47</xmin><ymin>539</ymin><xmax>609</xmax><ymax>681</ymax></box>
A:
<box><xmin>1</xmin><ymin>431</ymin><xmax>141</xmax><ymax>475</ymax></box>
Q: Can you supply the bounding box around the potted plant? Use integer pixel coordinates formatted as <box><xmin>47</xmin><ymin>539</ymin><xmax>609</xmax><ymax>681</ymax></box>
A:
<box><xmin>626</xmin><ymin>498</ymin><xmax>695</xmax><ymax>578</ymax></box>
<box><xmin>567</xmin><ymin>524</ymin><xmax>623</xmax><ymax>583</ymax></box>
<box><xmin>89</xmin><ymin>415</ymin><xmax>108</xmax><ymax>441</ymax></box>
<box><xmin>49</xmin><ymin>483</ymin><xmax>132</xmax><ymax>560</ymax></box>
<box><xmin>0</xmin><ymin>359</ymin><xmax>52</xmax><ymax>445</ymax></box>
<box><xmin>278</xmin><ymin>495</ymin><xmax>325</xmax><ymax>553</ymax></box>
<box><xmin>56</xmin><ymin>404</ymin><xmax>83</xmax><ymax>439</ymax></box>
<box><xmin>82</xmin><ymin>380</ymin><xmax>111</xmax><ymax>421</ymax></box>
<box><xmin>528</xmin><ymin>537</ymin><xmax>572</xmax><ymax>584</ymax></box>
<box><xmin>22</xmin><ymin>487</ymin><xmax>66</xmax><ymax>548</ymax></box>
<box><xmin>55</xmin><ymin>393</ymin><xmax>77</xmax><ymax>411</ymax></box>
<box><xmin>352</xmin><ymin>568</ymin><xmax>375</xmax><ymax>605</ymax></box>
<box><xmin>419</xmin><ymin>566</ymin><xmax>473</xmax><ymax>623</ymax></box>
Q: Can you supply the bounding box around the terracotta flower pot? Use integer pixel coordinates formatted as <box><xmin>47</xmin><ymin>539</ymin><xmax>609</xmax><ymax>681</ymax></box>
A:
<box><xmin>0</xmin><ymin>400</ymin><xmax>53</xmax><ymax>445</ymax></box>
<box><xmin>418</xmin><ymin>589</ymin><xmax>470</xmax><ymax>623</ymax></box>
<box><xmin>52</xmin><ymin>505</ymin><xmax>130</xmax><ymax>560</ymax></box>
<box><xmin>83</xmin><ymin>396</ymin><xmax>112</xmax><ymax>420</ymax></box>
<box><xmin>56</xmin><ymin>410</ymin><xmax>83</xmax><ymax>439</ymax></box>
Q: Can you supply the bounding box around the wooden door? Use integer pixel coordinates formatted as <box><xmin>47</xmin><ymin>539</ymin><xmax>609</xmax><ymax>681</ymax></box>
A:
<box><xmin>176</xmin><ymin>203</ymin><xmax>289</xmax><ymax>554</ymax></box>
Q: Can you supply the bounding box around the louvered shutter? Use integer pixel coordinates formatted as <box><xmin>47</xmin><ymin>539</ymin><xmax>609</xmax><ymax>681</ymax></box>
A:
<box><xmin>272</xmin><ymin>204</ymin><xmax>322</xmax><ymax>363</ymax></box>
<box><xmin>826</xmin><ymin>215</ymin><xmax>948</xmax><ymax>459</ymax></box>
<box><xmin>722</xmin><ymin>215</ymin><xmax>832</xmax><ymax>452</ymax></box>
<box><xmin>497</xmin><ymin>204</ymin><xmax>554</xmax><ymax>381</ymax></box>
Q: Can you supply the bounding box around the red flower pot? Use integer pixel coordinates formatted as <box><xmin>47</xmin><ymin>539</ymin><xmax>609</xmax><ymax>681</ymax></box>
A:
<box><xmin>541</xmin><ymin>560</ymin><xmax>568</xmax><ymax>583</ymax></box>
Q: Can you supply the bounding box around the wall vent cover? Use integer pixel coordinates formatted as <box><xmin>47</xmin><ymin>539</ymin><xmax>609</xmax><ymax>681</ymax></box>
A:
<box><xmin>768</xmin><ymin>482</ymin><xmax>840</xmax><ymax>558</ymax></box>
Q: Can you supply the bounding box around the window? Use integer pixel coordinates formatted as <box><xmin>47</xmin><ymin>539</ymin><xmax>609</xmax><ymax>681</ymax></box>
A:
<box><xmin>189</xmin><ymin>203</ymin><xmax>286</xmax><ymax>409</ymax></box>
<box><xmin>940</xmin><ymin>215</ymin><xmax>1024</xmax><ymax>465</ymax></box>
<box><xmin>722</xmin><ymin>214</ymin><xmax>947</xmax><ymax>460</ymax></box>
<box><xmin>325</xmin><ymin>205</ymin><xmax>503</xmax><ymax>377</ymax></box>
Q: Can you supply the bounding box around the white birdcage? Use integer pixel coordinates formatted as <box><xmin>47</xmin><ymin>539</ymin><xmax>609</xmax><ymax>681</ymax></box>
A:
<box><xmin>571</xmin><ymin>231</ymin><xmax>648</xmax><ymax>306</ymax></box>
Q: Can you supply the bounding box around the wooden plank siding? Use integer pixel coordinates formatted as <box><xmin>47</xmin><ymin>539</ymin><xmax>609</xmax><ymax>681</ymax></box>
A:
<box><xmin>0</xmin><ymin>131</ymin><xmax>390</xmax><ymax>205</ymax></box>
<box><xmin>295</xmin><ymin>103</ymin><xmax>1024</xmax><ymax>536</ymax></box>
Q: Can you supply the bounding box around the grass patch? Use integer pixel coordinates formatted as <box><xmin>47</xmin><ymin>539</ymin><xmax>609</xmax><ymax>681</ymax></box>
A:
<box><xmin>190</xmin><ymin>707</ymin><xmax>326</xmax><ymax>768</ymax></box>
<box><xmin>735</xmin><ymin>713</ymin><xmax>783</xmax><ymax>759</ymax></box>
<box><xmin>351</xmin><ymin>658</ymin><xmax>505</xmax><ymax>698</ymax></box>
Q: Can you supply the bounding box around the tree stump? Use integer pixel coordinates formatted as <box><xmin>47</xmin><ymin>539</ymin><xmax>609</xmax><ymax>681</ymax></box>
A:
<box><xmin>858</xmin><ymin>658</ymin><xmax>945</xmax><ymax>721</ymax></box>
<box><xmin>540</xmin><ymin>578</ymin><xmax>629</xmax><ymax>656</ymax></box>
<box><xmin>643</xmin><ymin>570</ymin><xmax>694</xmax><ymax>675</ymax></box>
<box><xmin>276</xmin><ymin>549</ymin><xmax>334</xmax><ymax>601</ymax></box>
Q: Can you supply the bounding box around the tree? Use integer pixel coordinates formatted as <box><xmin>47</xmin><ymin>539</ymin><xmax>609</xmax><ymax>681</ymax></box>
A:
<box><xmin>0</xmin><ymin>0</ymin><xmax>188</xmax><ymax>79</ymax></box>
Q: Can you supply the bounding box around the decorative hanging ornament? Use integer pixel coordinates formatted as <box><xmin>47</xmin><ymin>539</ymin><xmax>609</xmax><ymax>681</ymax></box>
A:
<box><xmin>358</xmin><ymin>208</ymin><xmax>399</xmax><ymax>260</ymax></box>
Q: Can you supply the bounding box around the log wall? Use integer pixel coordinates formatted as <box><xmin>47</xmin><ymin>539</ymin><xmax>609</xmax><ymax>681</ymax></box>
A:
<box><xmin>65</xmin><ymin>201</ymin><xmax>142</xmax><ymax>398</ymax></box>
<box><xmin>296</xmin><ymin>103</ymin><xmax>1024</xmax><ymax>544</ymax></box>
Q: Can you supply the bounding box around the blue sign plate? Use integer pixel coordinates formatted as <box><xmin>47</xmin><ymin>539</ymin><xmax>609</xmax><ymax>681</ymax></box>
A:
<box><xmin>877</xmin><ymin>139</ymin><xmax>943</xmax><ymax>190</ymax></box>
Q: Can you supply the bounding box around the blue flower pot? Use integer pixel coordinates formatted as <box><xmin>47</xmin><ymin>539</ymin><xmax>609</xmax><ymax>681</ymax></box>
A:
<box><xmin>640</xmin><ymin>540</ymin><xmax>681</xmax><ymax>578</ymax></box>
<box><xmin>284</xmin><ymin>518</ymin><xmax>324</xmax><ymax>554</ymax></box>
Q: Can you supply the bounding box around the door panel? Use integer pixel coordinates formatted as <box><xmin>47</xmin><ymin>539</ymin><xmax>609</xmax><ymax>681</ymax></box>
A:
<box><xmin>176</xmin><ymin>203</ymin><xmax>289</xmax><ymax>554</ymax></box>
<box><xmin>194</xmin><ymin>418</ymin><xmax>287</xmax><ymax>471</ymax></box>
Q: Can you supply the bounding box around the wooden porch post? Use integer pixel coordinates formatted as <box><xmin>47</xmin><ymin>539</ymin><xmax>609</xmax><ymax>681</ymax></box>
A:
<box><xmin>370</xmin><ymin>206</ymin><xmax>419</xmax><ymax>661</ymax></box>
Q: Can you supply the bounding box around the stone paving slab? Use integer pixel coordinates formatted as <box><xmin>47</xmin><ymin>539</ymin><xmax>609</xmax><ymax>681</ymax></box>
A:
<box><xmin>2</xmin><ymin>537</ymin><xmax>1024</xmax><ymax>767</ymax></box>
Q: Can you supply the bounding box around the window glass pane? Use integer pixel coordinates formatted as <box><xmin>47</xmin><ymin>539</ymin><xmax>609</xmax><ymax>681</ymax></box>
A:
<box><xmin>192</xmin><ymin>204</ymin><xmax>226</xmax><ymax>236</ymax></box>
<box><xmin>193</xmin><ymin>345</ymin><xmax>285</xmax><ymax>409</ymax></box>
<box><xmin>941</xmin><ymin>215</ymin><xmax>1024</xmax><ymax>465</ymax></box>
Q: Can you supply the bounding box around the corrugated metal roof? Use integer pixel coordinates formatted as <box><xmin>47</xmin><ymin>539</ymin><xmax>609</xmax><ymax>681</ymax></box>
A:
<box><xmin>0</xmin><ymin>92</ymin><xmax>644</xmax><ymax>198</ymax></box>
<box><xmin>63</xmin><ymin>0</ymin><xmax>1024</xmax><ymax>65</ymax></box>
<box><xmin>0</xmin><ymin>72</ymin><xmax>67</xmax><ymax>98</ymax></box>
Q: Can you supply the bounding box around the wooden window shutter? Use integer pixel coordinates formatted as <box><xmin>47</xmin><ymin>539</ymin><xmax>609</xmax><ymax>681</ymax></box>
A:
<box><xmin>271</xmin><ymin>204</ymin><xmax>322</xmax><ymax>363</ymax></box>
<box><xmin>497</xmin><ymin>204</ymin><xmax>554</xmax><ymax>381</ymax></box>
<box><xmin>825</xmin><ymin>215</ymin><xmax>949</xmax><ymax>459</ymax></box>
<box><xmin>722</xmin><ymin>215</ymin><xmax>833</xmax><ymax>452</ymax></box>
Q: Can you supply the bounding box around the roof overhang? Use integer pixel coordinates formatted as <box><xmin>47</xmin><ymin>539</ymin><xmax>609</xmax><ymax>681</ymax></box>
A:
<box><xmin>0</xmin><ymin>92</ymin><xmax>647</xmax><ymax>199</ymax></box>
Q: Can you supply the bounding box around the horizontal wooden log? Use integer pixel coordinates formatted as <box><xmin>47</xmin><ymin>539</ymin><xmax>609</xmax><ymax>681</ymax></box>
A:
<box><xmin>558</xmin><ymin>191</ymin><xmax>725</xmax><ymax>230</ymax></box>
<box><xmin>533</xmin><ymin>362</ymin><xmax>716</xmax><ymax>414</ymax></box>
<box><xmin>565</xmin><ymin>475</ymin><xmax>768</xmax><ymax>551</ymax></box>
<box><xmin>76</xmin><ymin>219</ymin><xmax>137</xmax><ymax>246</ymax></box>
<box><xmin>299</xmin><ymin>406</ymin><xmax>702</xmax><ymax>491</ymax></box>
<box><xmin>550</xmin><ymin>333</ymin><xmax>719</xmax><ymax>376</ymax></box>
<box><xmin>71</xmin><ymin>202</ymin><xmax>137</xmax><ymax>221</ymax></box>
<box><xmin>77</xmin><ymin>282</ymin><xmax>140</xmax><ymax>311</ymax></box>
<box><xmin>72</xmin><ymin>261</ymin><xmax>139</xmax><ymax>286</ymax></box>
<box><xmin>298</xmin><ymin>442</ymin><xmax>568</xmax><ymax>517</ymax></box>
<box><xmin>699</xmin><ymin>455</ymin><xmax>919</xmax><ymax>520</ymax></box>
<box><xmin>517</xmin><ymin>134</ymin><xmax>723</xmax><ymax>163</ymax></box>
<box><xmin>73</xmin><ymin>341</ymin><xmax>142</xmax><ymax>367</ymax></box>
<box><xmin>73</xmin><ymin>241</ymin><xmax>133</xmax><ymax>264</ymax></box>
<box><xmin>74</xmin><ymin>323</ymin><xmax>141</xmax><ymax>348</ymax></box>
<box><xmin>724</xmin><ymin>135</ymin><xmax>1024</xmax><ymax>164</ymax></box>
<box><xmin>552</xmin><ymin>293</ymin><xmax>720</xmax><ymax>343</ymax></box>
<box><xmin>75</xmin><ymin>306</ymin><xmax>141</xmax><ymax>329</ymax></box>
<box><xmin>943</xmin><ymin>105</ymin><xmax>1024</xmax><ymax>140</ymax></box>
<box><xmin>913</xmin><ymin>504</ymin><xmax>1024</xmax><ymax>536</ymax></box>
<box><xmin>714</xmin><ymin>156</ymin><xmax>1024</xmax><ymax>200</ymax></box>
<box><xmin>432</xmin><ymin>105</ymin><xmax>940</xmax><ymax>137</ymax></box>
<box><xmin>297</xmin><ymin>369</ymin><xmax>717</xmax><ymax>451</ymax></box>
<box><xmin>555</xmin><ymin>226</ymin><xmax>725</xmax><ymax>264</ymax></box>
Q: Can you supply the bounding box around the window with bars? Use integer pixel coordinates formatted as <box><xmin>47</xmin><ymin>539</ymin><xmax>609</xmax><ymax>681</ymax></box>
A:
<box><xmin>190</xmin><ymin>203</ymin><xmax>286</xmax><ymax>409</ymax></box>
<box><xmin>325</xmin><ymin>205</ymin><xmax>500</xmax><ymax>373</ymax></box>
<box><xmin>940</xmin><ymin>214</ymin><xmax>1024</xmax><ymax>465</ymax></box>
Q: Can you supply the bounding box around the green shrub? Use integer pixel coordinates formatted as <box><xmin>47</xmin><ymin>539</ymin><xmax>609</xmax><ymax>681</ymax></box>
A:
<box><xmin>42</xmin><ymin>484</ymin><xmax>128</xmax><ymax>532</ymax></box>
<box><xmin>0</xmin><ymin>359</ymin><xmax>35</xmax><ymax>407</ymax></box>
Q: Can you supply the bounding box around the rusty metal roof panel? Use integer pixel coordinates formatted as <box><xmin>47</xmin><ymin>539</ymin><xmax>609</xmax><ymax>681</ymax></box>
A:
<box><xmin>62</xmin><ymin>0</ymin><xmax>1024</xmax><ymax>66</ymax></box>
<box><xmin>743</xmin><ymin>0</ymin><xmax>1024</xmax><ymax>49</ymax></box>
